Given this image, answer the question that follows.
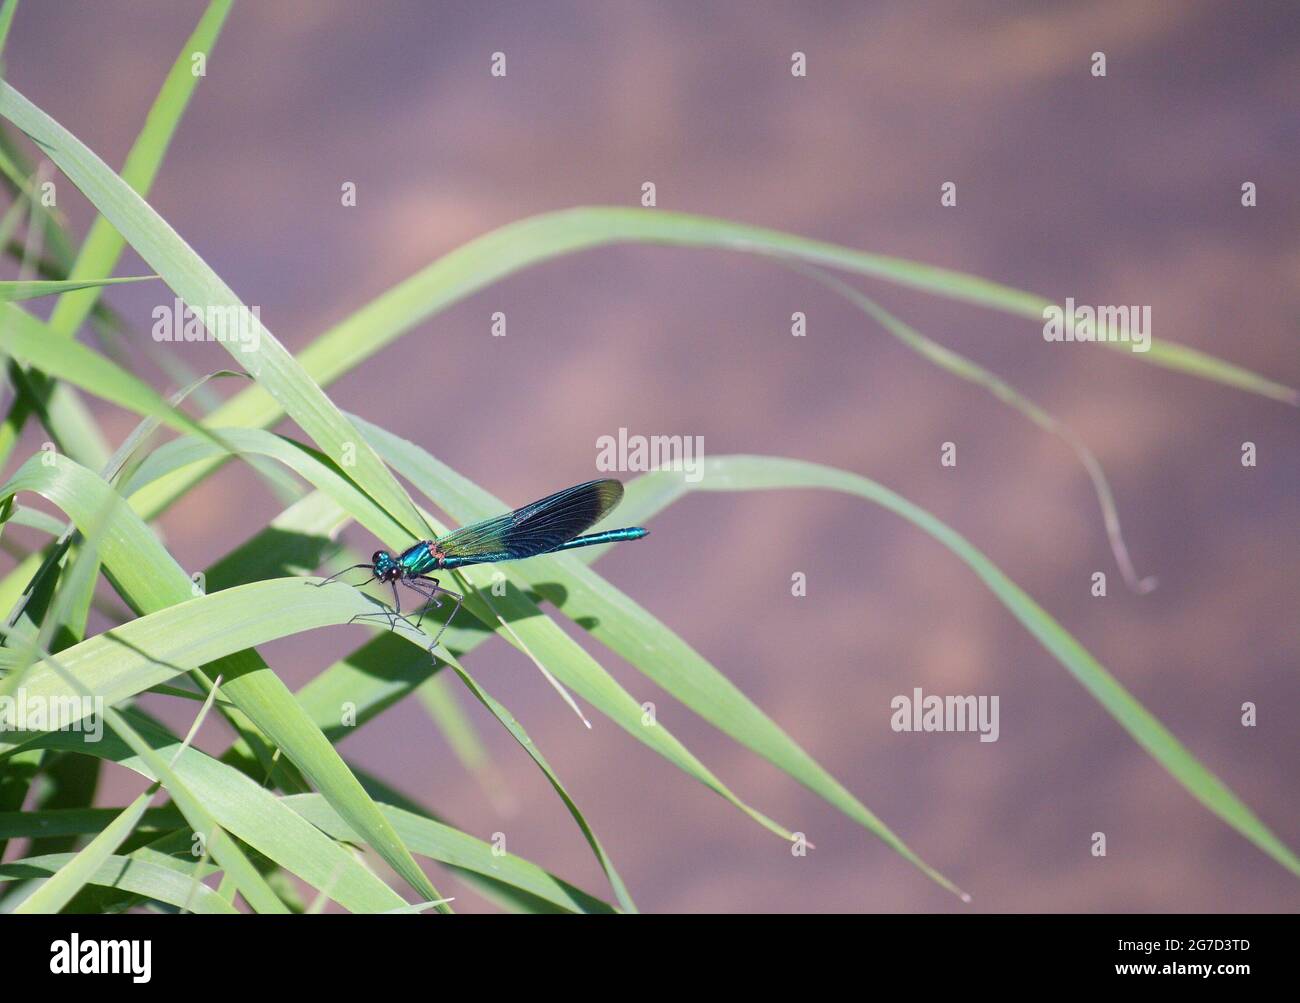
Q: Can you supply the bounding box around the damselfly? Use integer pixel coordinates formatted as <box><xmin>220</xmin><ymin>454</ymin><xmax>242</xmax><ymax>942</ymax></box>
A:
<box><xmin>315</xmin><ymin>478</ymin><xmax>647</xmax><ymax>651</ymax></box>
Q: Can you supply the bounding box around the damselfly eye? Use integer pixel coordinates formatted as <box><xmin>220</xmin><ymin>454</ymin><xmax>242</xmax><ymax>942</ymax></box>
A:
<box><xmin>371</xmin><ymin>551</ymin><xmax>386</xmax><ymax>566</ymax></box>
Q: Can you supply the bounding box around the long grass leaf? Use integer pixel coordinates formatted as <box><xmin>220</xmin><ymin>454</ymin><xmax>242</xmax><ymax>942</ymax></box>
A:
<box><xmin>0</xmin><ymin>304</ymin><xmax>208</xmax><ymax>439</ymax></box>
<box><xmin>1</xmin><ymin>853</ymin><xmax>235</xmax><ymax>914</ymax></box>
<box><xmin>124</xmin><ymin>205</ymin><xmax>1294</xmax><ymax>524</ymax></box>
<box><xmin>284</xmin><ymin>794</ymin><xmax>616</xmax><ymax>914</ymax></box>
<box><xmin>0</xmin><ymin>0</ymin><xmax>18</xmax><ymax>64</ymax></box>
<box><xmin>622</xmin><ymin>456</ymin><xmax>1300</xmax><ymax>880</ymax></box>
<box><xmin>0</xmin><ymin>78</ymin><xmax>427</xmax><ymax>539</ymax></box>
<box><xmin>792</xmin><ymin>265</ymin><xmax>1156</xmax><ymax>591</ymax></box>
<box><xmin>46</xmin><ymin>0</ymin><xmax>232</xmax><ymax>339</ymax></box>
<box><xmin>7</xmin><ymin>0</ymin><xmax>231</xmax><ymax>475</ymax></box>
<box><xmin>0</xmin><ymin>276</ymin><xmax>156</xmax><ymax>300</ymax></box>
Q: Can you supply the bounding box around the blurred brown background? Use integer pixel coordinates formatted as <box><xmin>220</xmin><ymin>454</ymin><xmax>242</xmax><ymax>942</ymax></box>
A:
<box><xmin>5</xmin><ymin>1</ymin><xmax>1297</xmax><ymax>911</ymax></box>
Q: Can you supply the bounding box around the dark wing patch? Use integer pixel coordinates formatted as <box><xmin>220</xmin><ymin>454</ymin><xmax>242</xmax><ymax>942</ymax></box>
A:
<box><xmin>435</xmin><ymin>479</ymin><xmax>624</xmax><ymax>564</ymax></box>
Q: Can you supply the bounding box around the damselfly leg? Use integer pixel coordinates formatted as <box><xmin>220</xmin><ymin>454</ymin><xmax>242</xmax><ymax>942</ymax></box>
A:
<box><xmin>399</xmin><ymin>576</ymin><xmax>464</xmax><ymax>653</ymax></box>
<box><xmin>314</xmin><ymin>564</ymin><xmax>415</xmax><ymax>630</ymax></box>
<box><xmin>316</xmin><ymin>562</ymin><xmax>461</xmax><ymax>647</ymax></box>
<box><xmin>347</xmin><ymin>578</ymin><xmax>421</xmax><ymax>632</ymax></box>
<box><xmin>313</xmin><ymin>563</ymin><xmax>374</xmax><ymax>586</ymax></box>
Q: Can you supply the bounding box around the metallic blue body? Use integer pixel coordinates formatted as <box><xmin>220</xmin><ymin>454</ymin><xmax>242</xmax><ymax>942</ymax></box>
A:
<box><xmin>318</xmin><ymin>479</ymin><xmax>647</xmax><ymax>651</ymax></box>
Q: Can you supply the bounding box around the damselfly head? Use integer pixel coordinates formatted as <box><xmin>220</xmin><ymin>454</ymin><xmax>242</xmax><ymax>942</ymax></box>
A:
<box><xmin>372</xmin><ymin>550</ymin><xmax>400</xmax><ymax>580</ymax></box>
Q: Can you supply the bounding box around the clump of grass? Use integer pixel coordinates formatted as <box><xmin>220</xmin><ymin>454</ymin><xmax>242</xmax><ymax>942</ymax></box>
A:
<box><xmin>0</xmin><ymin>0</ymin><xmax>1295</xmax><ymax>914</ymax></box>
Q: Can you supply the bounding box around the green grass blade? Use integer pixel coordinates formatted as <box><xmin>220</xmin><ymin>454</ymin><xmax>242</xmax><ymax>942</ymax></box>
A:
<box><xmin>297</xmin><ymin>639</ymin><xmax>637</xmax><ymax>914</ymax></box>
<box><xmin>0</xmin><ymin>806</ymin><xmax>182</xmax><ymax>841</ymax></box>
<box><xmin>0</xmin><ymin>746</ymin><xmax>38</xmax><ymax>867</ymax></box>
<box><xmin>1</xmin><ymin>489</ymin><xmax>118</xmax><ymax>700</ymax></box>
<box><xmin>315</xmin><ymin>763</ymin><xmax>549</xmax><ymax>914</ymax></box>
<box><xmin>296</xmin><ymin>207</ymin><xmax>1290</xmax><ymax>398</ymax></box>
<box><xmin>0</xmin><ymin>276</ymin><xmax>156</xmax><ymax>300</ymax></box>
<box><xmin>284</xmin><ymin>794</ymin><xmax>617</xmax><ymax>914</ymax></box>
<box><xmin>292</xmin><ymin>632</ymin><xmax>439</xmax><ymax>742</ymax></box>
<box><xmin>46</xmin><ymin>0</ymin><xmax>232</xmax><ymax>339</ymax></box>
<box><xmin>204</xmin><ymin>489</ymin><xmax>347</xmax><ymax>591</ymax></box>
<box><xmin>434</xmin><ymin>653</ymin><xmax>637</xmax><ymax>912</ymax></box>
<box><xmin>0</xmin><ymin>304</ymin><xmax>208</xmax><ymax>439</ymax></box>
<box><xmin>414</xmin><ymin>675</ymin><xmax>508</xmax><ymax>810</ymax></box>
<box><xmin>1</xmin><ymin>853</ymin><xmax>236</xmax><ymax>914</ymax></box>
<box><xmin>293</xmin><ymin>629</ymin><xmax>632</xmax><ymax>911</ymax></box>
<box><xmin>9</xmin><ymin>0</ymin><xmax>230</xmax><ymax>475</ymax></box>
<box><xmin>625</xmin><ymin>456</ymin><xmax>1300</xmax><ymax>880</ymax></box>
<box><xmin>0</xmin><ymin>0</ymin><xmax>18</xmax><ymax>64</ymax></box>
<box><xmin>794</xmin><ymin>264</ymin><xmax>1156</xmax><ymax>594</ymax></box>
<box><xmin>0</xmin><ymin>126</ymin><xmax>74</xmax><ymax>267</ymax></box>
<box><xmin>123</xmin><ymin>205</ymin><xmax>1294</xmax><ymax>524</ymax></box>
<box><xmin>3</xmin><ymin>504</ymin><xmax>68</xmax><ymax>537</ymax></box>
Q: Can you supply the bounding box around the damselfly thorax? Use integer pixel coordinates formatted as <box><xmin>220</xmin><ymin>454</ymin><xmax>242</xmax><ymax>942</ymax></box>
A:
<box><xmin>370</xmin><ymin>542</ymin><xmax>445</xmax><ymax>581</ymax></box>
